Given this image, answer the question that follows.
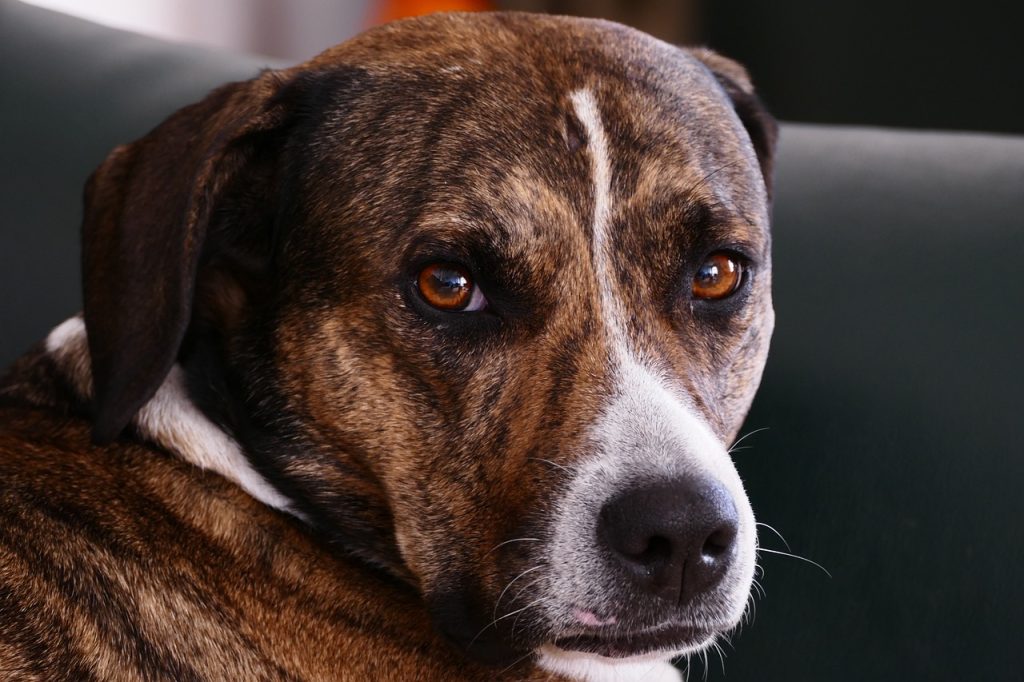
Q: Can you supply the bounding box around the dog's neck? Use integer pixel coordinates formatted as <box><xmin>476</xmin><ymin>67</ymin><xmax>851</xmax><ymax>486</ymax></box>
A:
<box><xmin>40</xmin><ymin>316</ymin><xmax>302</xmax><ymax>518</ymax></box>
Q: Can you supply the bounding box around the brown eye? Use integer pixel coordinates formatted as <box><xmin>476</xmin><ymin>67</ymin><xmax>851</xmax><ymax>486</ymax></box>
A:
<box><xmin>417</xmin><ymin>263</ymin><xmax>487</xmax><ymax>311</ymax></box>
<box><xmin>692</xmin><ymin>252</ymin><xmax>744</xmax><ymax>300</ymax></box>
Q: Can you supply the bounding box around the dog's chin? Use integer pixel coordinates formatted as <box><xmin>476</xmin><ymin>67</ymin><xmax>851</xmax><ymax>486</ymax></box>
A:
<box><xmin>535</xmin><ymin>630</ymin><xmax>715</xmax><ymax>682</ymax></box>
<box><xmin>540</xmin><ymin>618</ymin><xmax>721</xmax><ymax>662</ymax></box>
<box><xmin>533</xmin><ymin>626</ymin><xmax>719</xmax><ymax>682</ymax></box>
<box><xmin>548</xmin><ymin>623</ymin><xmax>716</xmax><ymax>660</ymax></box>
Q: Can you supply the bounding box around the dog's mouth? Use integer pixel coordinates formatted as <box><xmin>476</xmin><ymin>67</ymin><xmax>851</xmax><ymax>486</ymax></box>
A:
<box><xmin>550</xmin><ymin>622</ymin><xmax>715</xmax><ymax>659</ymax></box>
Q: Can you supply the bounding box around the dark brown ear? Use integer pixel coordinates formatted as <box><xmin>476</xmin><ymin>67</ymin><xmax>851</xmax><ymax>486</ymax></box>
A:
<box><xmin>82</xmin><ymin>70</ymin><xmax>292</xmax><ymax>443</ymax></box>
<box><xmin>689</xmin><ymin>48</ymin><xmax>779</xmax><ymax>199</ymax></box>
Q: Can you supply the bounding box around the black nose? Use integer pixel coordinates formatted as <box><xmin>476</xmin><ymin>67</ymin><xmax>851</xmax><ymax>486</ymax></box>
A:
<box><xmin>598</xmin><ymin>477</ymin><xmax>739</xmax><ymax>605</ymax></box>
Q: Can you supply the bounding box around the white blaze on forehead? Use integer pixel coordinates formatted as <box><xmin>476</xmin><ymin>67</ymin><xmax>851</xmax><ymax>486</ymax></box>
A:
<box><xmin>569</xmin><ymin>88</ymin><xmax>632</xmax><ymax>363</ymax></box>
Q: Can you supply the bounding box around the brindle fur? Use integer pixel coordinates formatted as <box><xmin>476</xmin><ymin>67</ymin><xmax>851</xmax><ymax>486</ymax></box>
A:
<box><xmin>0</xmin><ymin>12</ymin><xmax>775</xmax><ymax>680</ymax></box>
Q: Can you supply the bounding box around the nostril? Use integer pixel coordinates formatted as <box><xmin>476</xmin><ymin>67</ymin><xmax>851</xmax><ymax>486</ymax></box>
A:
<box><xmin>701</xmin><ymin>526</ymin><xmax>735</xmax><ymax>560</ymax></box>
<box><xmin>598</xmin><ymin>509</ymin><xmax>674</xmax><ymax>569</ymax></box>
<box><xmin>636</xmin><ymin>535</ymin><xmax>672</xmax><ymax>566</ymax></box>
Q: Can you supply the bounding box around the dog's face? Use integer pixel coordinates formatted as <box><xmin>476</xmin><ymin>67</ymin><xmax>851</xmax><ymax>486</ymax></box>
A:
<box><xmin>80</xmin><ymin>13</ymin><xmax>775</xmax><ymax>670</ymax></box>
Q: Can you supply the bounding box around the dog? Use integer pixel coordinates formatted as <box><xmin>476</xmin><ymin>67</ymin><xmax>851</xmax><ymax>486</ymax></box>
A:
<box><xmin>0</xmin><ymin>11</ymin><xmax>776</xmax><ymax>681</ymax></box>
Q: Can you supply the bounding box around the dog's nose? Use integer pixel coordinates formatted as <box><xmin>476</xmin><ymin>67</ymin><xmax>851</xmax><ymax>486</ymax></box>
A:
<box><xmin>598</xmin><ymin>477</ymin><xmax>739</xmax><ymax>604</ymax></box>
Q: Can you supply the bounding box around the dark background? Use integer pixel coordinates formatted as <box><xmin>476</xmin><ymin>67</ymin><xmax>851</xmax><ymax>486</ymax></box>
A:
<box><xmin>517</xmin><ymin>0</ymin><xmax>1024</xmax><ymax>134</ymax></box>
<box><xmin>702</xmin><ymin>0</ymin><xmax>1024</xmax><ymax>134</ymax></box>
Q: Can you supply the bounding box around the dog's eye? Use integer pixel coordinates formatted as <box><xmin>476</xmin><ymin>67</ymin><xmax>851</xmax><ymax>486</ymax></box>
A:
<box><xmin>692</xmin><ymin>252</ymin><xmax>744</xmax><ymax>300</ymax></box>
<box><xmin>417</xmin><ymin>263</ymin><xmax>487</xmax><ymax>312</ymax></box>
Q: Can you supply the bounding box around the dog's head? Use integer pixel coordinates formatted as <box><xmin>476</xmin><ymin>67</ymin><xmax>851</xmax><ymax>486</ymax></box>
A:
<box><xmin>80</xmin><ymin>12</ymin><xmax>776</xmax><ymax>671</ymax></box>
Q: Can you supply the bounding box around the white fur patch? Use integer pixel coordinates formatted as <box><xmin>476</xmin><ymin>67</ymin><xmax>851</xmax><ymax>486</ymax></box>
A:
<box><xmin>543</xmin><ymin>90</ymin><xmax>756</xmax><ymax>653</ymax></box>
<box><xmin>537</xmin><ymin>646</ymin><xmax>682</xmax><ymax>682</ymax></box>
<box><xmin>45</xmin><ymin>316</ymin><xmax>301</xmax><ymax>517</ymax></box>
<box><xmin>569</xmin><ymin>89</ymin><xmax>626</xmax><ymax>362</ymax></box>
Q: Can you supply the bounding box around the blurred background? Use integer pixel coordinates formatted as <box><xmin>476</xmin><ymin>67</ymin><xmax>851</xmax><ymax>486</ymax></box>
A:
<box><xmin>23</xmin><ymin>0</ymin><xmax>1024</xmax><ymax>134</ymax></box>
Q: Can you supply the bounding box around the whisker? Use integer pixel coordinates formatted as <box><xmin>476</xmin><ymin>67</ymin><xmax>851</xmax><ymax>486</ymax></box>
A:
<box><xmin>527</xmin><ymin>457</ymin><xmax>572</xmax><ymax>474</ymax></box>
<box><xmin>728</xmin><ymin>426</ymin><xmax>770</xmax><ymax>454</ymax></box>
<box><xmin>509</xmin><ymin>575</ymin><xmax>545</xmax><ymax>606</ymax></box>
<box><xmin>743</xmin><ymin>587</ymin><xmax>758</xmax><ymax>626</ymax></box>
<box><xmin>755</xmin><ymin>522</ymin><xmax>792</xmax><ymax>552</ymax></box>
<box><xmin>712</xmin><ymin>640</ymin><xmax>727</xmax><ymax>677</ymax></box>
<box><xmin>469</xmin><ymin>597</ymin><xmax>546</xmax><ymax>651</ymax></box>
<box><xmin>492</xmin><ymin>565</ymin><xmax>544</xmax><ymax>621</ymax></box>
<box><xmin>484</xmin><ymin>537</ymin><xmax>542</xmax><ymax>557</ymax></box>
<box><xmin>758</xmin><ymin>547</ymin><xmax>833</xmax><ymax>578</ymax></box>
<box><xmin>496</xmin><ymin>648</ymin><xmax>536</xmax><ymax>676</ymax></box>
<box><xmin>684</xmin><ymin>158</ymin><xmax>746</xmax><ymax>197</ymax></box>
<box><xmin>510</xmin><ymin>597</ymin><xmax>549</xmax><ymax>640</ymax></box>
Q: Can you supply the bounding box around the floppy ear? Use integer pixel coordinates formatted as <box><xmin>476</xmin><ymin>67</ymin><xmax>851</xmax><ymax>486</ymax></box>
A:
<box><xmin>689</xmin><ymin>48</ymin><xmax>779</xmax><ymax>199</ymax></box>
<box><xmin>82</xmin><ymin>70</ymin><xmax>293</xmax><ymax>443</ymax></box>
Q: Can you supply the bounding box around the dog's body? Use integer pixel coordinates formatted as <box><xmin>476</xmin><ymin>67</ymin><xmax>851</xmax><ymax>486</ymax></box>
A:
<box><xmin>0</xmin><ymin>12</ymin><xmax>775</xmax><ymax>681</ymax></box>
<box><xmin>2</xmin><ymin>349</ymin><xmax>492</xmax><ymax>681</ymax></box>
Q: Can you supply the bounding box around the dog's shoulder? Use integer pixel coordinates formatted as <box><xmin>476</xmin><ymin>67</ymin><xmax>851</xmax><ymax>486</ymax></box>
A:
<box><xmin>0</xmin><ymin>362</ymin><xmax>556</xmax><ymax>681</ymax></box>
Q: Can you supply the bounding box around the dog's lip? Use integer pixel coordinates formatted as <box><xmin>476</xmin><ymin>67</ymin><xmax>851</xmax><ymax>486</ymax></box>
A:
<box><xmin>550</xmin><ymin>622</ymin><xmax>715</xmax><ymax>659</ymax></box>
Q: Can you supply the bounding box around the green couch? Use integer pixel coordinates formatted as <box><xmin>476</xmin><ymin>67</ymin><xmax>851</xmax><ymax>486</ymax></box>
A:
<box><xmin>2</xmin><ymin>0</ymin><xmax>1022</xmax><ymax>678</ymax></box>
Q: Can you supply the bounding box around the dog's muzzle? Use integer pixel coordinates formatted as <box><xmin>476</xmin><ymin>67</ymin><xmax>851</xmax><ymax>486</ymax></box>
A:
<box><xmin>537</xmin><ymin>363</ymin><xmax>757</xmax><ymax>662</ymax></box>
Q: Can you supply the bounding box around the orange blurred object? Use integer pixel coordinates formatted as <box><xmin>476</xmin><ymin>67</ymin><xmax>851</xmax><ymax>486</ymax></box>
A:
<box><xmin>372</xmin><ymin>0</ymin><xmax>494</xmax><ymax>26</ymax></box>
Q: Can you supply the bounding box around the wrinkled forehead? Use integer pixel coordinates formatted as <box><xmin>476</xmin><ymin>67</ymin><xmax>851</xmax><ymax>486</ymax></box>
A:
<box><xmin>298</xmin><ymin>13</ymin><xmax>768</xmax><ymax>256</ymax></box>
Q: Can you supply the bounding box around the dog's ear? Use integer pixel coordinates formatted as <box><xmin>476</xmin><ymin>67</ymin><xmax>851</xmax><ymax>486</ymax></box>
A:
<box><xmin>82</xmin><ymin>70</ymin><xmax>294</xmax><ymax>443</ymax></box>
<box><xmin>688</xmin><ymin>48</ymin><xmax>778</xmax><ymax>198</ymax></box>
